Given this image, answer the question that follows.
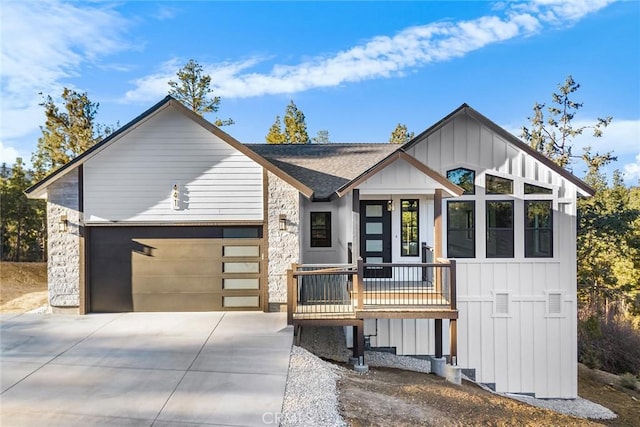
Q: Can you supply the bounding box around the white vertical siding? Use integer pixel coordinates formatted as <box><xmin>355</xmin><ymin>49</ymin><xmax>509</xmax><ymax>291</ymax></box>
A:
<box><xmin>386</xmin><ymin>111</ymin><xmax>581</xmax><ymax>398</ymax></box>
<box><xmin>84</xmin><ymin>105</ymin><xmax>263</xmax><ymax>222</ymax></box>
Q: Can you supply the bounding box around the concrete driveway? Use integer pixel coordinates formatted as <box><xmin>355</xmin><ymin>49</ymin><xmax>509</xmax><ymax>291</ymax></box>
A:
<box><xmin>1</xmin><ymin>311</ymin><xmax>293</xmax><ymax>427</ymax></box>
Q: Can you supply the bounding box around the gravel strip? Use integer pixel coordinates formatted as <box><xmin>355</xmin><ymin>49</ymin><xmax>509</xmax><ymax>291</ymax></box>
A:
<box><xmin>364</xmin><ymin>351</ymin><xmax>431</xmax><ymax>373</ymax></box>
<box><xmin>502</xmin><ymin>393</ymin><xmax>617</xmax><ymax>420</ymax></box>
<box><xmin>280</xmin><ymin>346</ymin><xmax>347</xmax><ymax>427</ymax></box>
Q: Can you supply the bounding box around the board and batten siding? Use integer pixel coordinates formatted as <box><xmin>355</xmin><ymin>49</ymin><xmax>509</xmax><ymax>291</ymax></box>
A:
<box><xmin>83</xmin><ymin>105</ymin><xmax>263</xmax><ymax>223</ymax></box>
<box><xmin>370</xmin><ymin>112</ymin><xmax>579</xmax><ymax>398</ymax></box>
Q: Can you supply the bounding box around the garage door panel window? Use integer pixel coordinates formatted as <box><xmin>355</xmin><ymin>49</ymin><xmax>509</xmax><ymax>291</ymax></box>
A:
<box><xmin>222</xmin><ymin>227</ymin><xmax>262</xmax><ymax>238</ymax></box>
<box><xmin>223</xmin><ymin>245</ymin><xmax>260</xmax><ymax>257</ymax></box>
<box><xmin>223</xmin><ymin>296</ymin><xmax>260</xmax><ymax>308</ymax></box>
<box><xmin>223</xmin><ymin>262</ymin><xmax>260</xmax><ymax>273</ymax></box>
<box><xmin>223</xmin><ymin>278</ymin><xmax>260</xmax><ymax>290</ymax></box>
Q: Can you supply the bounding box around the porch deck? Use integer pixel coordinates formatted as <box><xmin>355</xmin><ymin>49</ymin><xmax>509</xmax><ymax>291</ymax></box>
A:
<box><xmin>287</xmin><ymin>259</ymin><xmax>458</xmax><ymax>323</ymax></box>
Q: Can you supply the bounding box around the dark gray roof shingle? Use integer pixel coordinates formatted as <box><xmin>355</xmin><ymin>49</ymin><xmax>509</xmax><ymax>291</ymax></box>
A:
<box><xmin>245</xmin><ymin>143</ymin><xmax>399</xmax><ymax>199</ymax></box>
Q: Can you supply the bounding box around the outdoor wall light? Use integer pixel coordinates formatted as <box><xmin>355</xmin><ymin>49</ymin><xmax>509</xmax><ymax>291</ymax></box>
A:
<box><xmin>279</xmin><ymin>214</ymin><xmax>287</xmax><ymax>231</ymax></box>
<box><xmin>58</xmin><ymin>215</ymin><xmax>68</xmax><ymax>232</ymax></box>
<box><xmin>387</xmin><ymin>200</ymin><xmax>395</xmax><ymax>212</ymax></box>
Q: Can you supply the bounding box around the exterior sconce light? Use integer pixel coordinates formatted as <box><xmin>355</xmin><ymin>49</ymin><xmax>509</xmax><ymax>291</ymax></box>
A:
<box><xmin>279</xmin><ymin>214</ymin><xmax>287</xmax><ymax>231</ymax></box>
<box><xmin>387</xmin><ymin>200</ymin><xmax>394</xmax><ymax>212</ymax></box>
<box><xmin>58</xmin><ymin>215</ymin><xmax>68</xmax><ymax>232</ymax></box>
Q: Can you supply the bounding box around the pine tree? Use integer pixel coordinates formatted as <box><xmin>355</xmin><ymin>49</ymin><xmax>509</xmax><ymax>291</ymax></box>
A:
<box><xmin>168</xmin><ymin>59</ymin><xmax>233</xmax><ymax>126</ymax></box>
<box><xmin>265</xmin><ymin>116</ymin><xmax>286</xmax><ymax>144</ymax></box>
<box><xmin>32</xmin><ymin>88</ymin><xmax>113</xmax><ymax>179</ymax></box>
<box><xmin>265</xmin><ymin>101</ymin><xmax>310</xmax><ymax>144</ymax></box>
<box><xmin>312</xmin><ymin>130</ymin><xmax>330</xmax><ymax>144</ymax></box>
<box><xmin>389</xmin><ymin>123</ymin><xmax>414</xmax><ymax>144</ymax></box>
<box><xmin>283</xmin><ymin>100</ymin><xmax>309</xmax><ymax>144</ymax></box>
<box><xmin>521</xmin><ymin>75</ymin><xmax>612</xmax><ymax>169</ymax></box>
<box><xmin>0</xmin><ymin>159</ymin><xmax>46</xmax><ymax>261</ymax></box>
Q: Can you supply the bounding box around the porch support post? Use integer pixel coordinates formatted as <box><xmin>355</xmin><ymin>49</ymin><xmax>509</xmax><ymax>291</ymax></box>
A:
<box><xmin>449</xmin><ymin>319</ymin><xmax>458</xmax><ymax>365</ymax></box>
<box><xmin>435</xmin><ymin>319</ymin><xmax>443</xmax><ymax>358</ymax></box>
<box><xmin>434</xmin><ymin>189</ymin><xmax>443</xmax><ymax>259</ymax></box>
<box><xmin>352</xmin><ymin>324</ymin><xmax>364</xmax><ymax>359</ymax></box>
<box><xmin>352</xmin><ymin>320</ymin><xmax>368</xmax><ymax>372</ymax></box>
<box><xmin>352</xmin><ymin>189</ymin><xmax>360</xmax><ymax>262</ymax></box>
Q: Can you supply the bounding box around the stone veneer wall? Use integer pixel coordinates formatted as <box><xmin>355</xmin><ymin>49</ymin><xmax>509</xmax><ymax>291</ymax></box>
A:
<box><xmin>267</xmin><ymin>171</ymin><xmax>300</xmax><ymax>303</ymax></box>
<box><xmin>46</xmin><ymin>170</ymin><xmax>81</xmax><ymax>310</ymax></box>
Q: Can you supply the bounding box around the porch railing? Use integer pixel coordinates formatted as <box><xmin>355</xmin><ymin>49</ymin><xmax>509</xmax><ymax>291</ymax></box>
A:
<box><xmin>287</xmin><ymin>259</ymin><xmax>456</xmax><ymax>323</ymax></box>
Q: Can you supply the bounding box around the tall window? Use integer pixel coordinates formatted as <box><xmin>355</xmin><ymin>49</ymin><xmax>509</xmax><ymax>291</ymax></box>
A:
<box><xmin>310</xmin><ymin>212</ymin><xmax>331</xmax><ymax>247</ymax></box>
<box><xmin>486</xmin><ymin>201</ymin><xmax>514</xmax><ymax>258</ymax></box>
<box><xmin>525</xmin><ymin>201</ymin><xmax>553</xmax><ymax>257</ymax></box>
<box><xmin>447</xmin><ymin>201</ymin><xmax>475</xmax><ymax>258</ymax></box>
<box><xmin>446</xmin><ymin>168</ymin><xmax>475</xmax><ymax>195</ymax></box>
<box><xmin>401</xmin><ymin>199</ymin><xmax>419</xmax><ymax>256</ymax></box>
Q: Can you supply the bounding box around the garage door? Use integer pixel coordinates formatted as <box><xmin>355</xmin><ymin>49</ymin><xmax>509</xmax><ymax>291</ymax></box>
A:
<box><xmin>88</xmin><ymin>226</ymin><xmax>264</xmax><ymax>312</ymax></box>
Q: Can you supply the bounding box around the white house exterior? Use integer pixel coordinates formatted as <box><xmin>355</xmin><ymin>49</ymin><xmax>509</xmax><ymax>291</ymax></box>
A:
<box><xmin>27</xmin><ymin>96</ymin><xmax>592</xmax><ymax>398</ymax></box>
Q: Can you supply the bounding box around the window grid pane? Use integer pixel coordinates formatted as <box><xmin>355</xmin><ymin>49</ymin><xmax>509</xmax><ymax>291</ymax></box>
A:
<box><xmin>401</xmin><ymin>199</ymin><xmax>419</xmax><ymax>256</ymax></box>
<box><xmin>310</xmin><ymin>212</ymin><xmax>332</xmax><ymax>247</ymax></box>
<box><xmin>447</xmin><ymin>201</ymin><xmax>475</xmax><ymax>258</ymax></box>
<box><xmin>525</xmin><ymin>201</ymin><xmax>553</xmax><ymax>257</ymax></box>
<box><xmin>485</xmin><ymin>174</ymin><xmax>513</xmax><ymax>194</ymax></box>
<box><xmin>486</xmin><ymin>201</ymin><xmax>514</xmax><ymax>258</ymax></box>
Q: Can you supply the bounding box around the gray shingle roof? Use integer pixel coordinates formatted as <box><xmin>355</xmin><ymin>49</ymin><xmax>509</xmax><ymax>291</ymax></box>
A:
<box><xmin>245</xmin><ymin>143</ymin><xmax>399</xmax><ymax>200</ymax></box>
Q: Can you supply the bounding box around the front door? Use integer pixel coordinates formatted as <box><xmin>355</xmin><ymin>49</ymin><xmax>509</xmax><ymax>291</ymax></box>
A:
<box><xmin>360</xmin><ymin>200</ymin><xmax>392</xmax><ymax>278</ymax></box>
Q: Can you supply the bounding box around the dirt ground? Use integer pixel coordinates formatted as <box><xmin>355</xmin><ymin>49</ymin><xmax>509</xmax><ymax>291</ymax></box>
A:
<box><xmin>3</xmin><ymin>262</ymin><xmax>639</xmax><ymax>426</ymax></box>
<box><xmin>299</xmin><ymin>325</ymin><xmax>639</xmax><ymax>427</ymax></box>
<box><xmin>338</xmin><ymin>367</ymin><xmax>603</xmax><ymax>427</ymax></box>
<box><xmin>336</xmin><ymin>357</ymin><xmax>639</xmax><ymax>427</ymax></box>
<box><xmin>0</xmin><ymin>262</ymin><xmax>48</xmax><ymax>312</ymax></box>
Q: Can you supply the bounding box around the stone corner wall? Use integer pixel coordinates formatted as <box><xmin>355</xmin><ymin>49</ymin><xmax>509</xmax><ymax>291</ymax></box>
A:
<box><xmin>47</xmin><ymin>170</ymin><xmax>81</xmax><ymax>309</ymax></box>
<box><xmin>266</xmin><ymin>172</ymin><xmax>300</xmax><ymax>304</ymax></box>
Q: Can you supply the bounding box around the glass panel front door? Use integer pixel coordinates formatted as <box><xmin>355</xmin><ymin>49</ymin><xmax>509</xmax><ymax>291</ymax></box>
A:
<box><xmin>360</xmin><ymin>200</ymin><xmax>392</xmax><ymax>278</ymax></box>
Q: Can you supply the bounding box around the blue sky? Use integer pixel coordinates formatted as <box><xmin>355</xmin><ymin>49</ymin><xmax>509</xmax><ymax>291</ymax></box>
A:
<box><xmin>1</xmin><ymin>0</ymin><xmax>639</xmax><ymax>183</ymax></box>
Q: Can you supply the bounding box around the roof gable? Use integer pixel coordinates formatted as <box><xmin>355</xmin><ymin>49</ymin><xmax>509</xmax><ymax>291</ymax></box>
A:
<box><xmin>402</xmin><ymin>104</ymin><xmax>594</xmax><ymax>197</ymax></box>
<box><xmin>25</xmin><ymin>96</ymin><xmax>312</xmax><ymax>199</ymax></box>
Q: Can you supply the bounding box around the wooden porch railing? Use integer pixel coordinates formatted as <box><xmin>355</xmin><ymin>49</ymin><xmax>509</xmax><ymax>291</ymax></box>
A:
<box><xmin>287</xmin><ymin>258</ymin><xmax>457</xmax><ymax>324</ymax></box>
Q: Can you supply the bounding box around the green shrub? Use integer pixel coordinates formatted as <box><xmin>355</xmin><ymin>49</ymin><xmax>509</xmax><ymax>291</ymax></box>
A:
<box><xmin>578</xmin><ymin>309</ymin><xmax>640</xmax><ymax>376</ymax></box>
<box><xmin>619</xmin><ymin>373</ymin><xmax>638</xmax><ymax>390</ymax></box>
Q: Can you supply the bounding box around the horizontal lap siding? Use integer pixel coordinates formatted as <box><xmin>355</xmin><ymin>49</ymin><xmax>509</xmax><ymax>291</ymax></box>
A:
<box><xmin>84</xmin><ymin>106</ymin><xmax>263</xmax><ymax>222</ymax></box>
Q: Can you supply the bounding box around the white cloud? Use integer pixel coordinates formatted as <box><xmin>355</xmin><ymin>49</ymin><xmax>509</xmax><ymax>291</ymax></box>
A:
<box><xmin>623</xmin><ymin>153</ymin><xmax>640</xmax><ymax>184</ymax></box>
<box><xmin>153</xmin><ymin>6</ymin><xmax>179</xmax><ymax>21</ymax></box>
<box><xmin>122</xmin><ymin>0</ymin><xmax>614</xmax><ymax>102</ymax></box>
<box><xmin>0</xmin><ymin>141</ymin><xmax>21</xmax><ymax>165</ymax></box>
<box><xmin>572</xmin><ymin>119</ymin><xmax>640</xmax><ymax>157</ymax></box>
<box><xmin>0</xmin><ymin>1</ymin><xmax>132</xmax><ymax>144</ymax></box>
